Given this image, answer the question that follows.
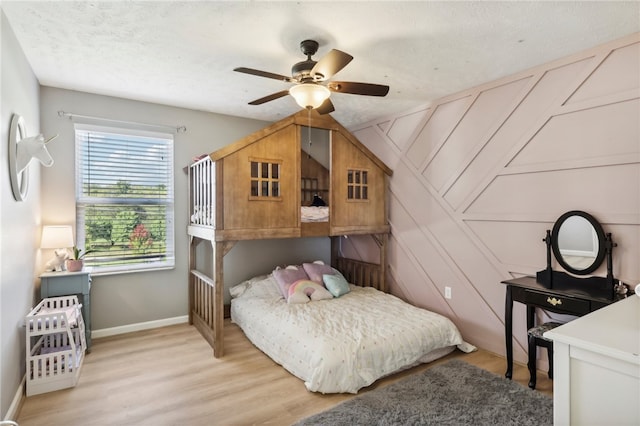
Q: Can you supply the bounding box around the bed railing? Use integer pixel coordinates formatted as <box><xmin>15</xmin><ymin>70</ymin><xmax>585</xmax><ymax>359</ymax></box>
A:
<box><xmin>189</xmin><ymin>269</ymin><xmax>223</xmax><ymax>357</ymax></box>
<box><xmin>336</xmin><ymin>256</ymin><xmax>384</xmax><ymax>292</ymax></box>
<box><xmin>189</xmin><ymin>156</ymin><xmax>215</xmax><ymax>227</ymax></box>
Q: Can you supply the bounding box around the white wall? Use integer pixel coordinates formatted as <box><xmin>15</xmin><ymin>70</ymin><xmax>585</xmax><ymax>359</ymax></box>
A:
<box><xmin>0</xmin><ymin>11</ymin><xmax>42</xmax><ymax>419</ymax></box>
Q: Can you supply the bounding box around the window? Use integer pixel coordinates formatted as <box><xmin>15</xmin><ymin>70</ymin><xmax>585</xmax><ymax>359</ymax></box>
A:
<box><xmin>301</xmin><ymin>177</ymin><xmax>318</xmax><ymax>204</ymax></box>
<box><xmin>75</xmin><ymin>124</ymin><xmax>174</xmax><ymax>274</ymax></box>
<box><xmin>250</xmin><ymin>159</ymin><xmax>281</xmax><ymax>199</ymax></box>
<box><xmin>347</xmin><ymin>169</ymin><xmax>368</xmax><ymax>200</ymax></box>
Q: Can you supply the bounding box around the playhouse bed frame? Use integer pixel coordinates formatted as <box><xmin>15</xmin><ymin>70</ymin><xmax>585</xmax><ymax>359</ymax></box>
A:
<box><xmin>187</xmin><ymin>109</ymin><xmax>392</xmax><ymax>357</ymax></box>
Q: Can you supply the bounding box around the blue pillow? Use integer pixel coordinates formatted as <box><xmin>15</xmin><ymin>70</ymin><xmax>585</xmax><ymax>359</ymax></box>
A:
<box><xmin>323</xmin><ymin>273</ymin><xmax>350</xmax><ymax>297</ymax></box>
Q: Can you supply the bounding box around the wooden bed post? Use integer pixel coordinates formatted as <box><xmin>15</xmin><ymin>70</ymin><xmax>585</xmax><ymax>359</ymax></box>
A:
<box><xmin>212</xmin><ymin>241</ymin><xmax>225</xmax><ymax>357</ymax></box>
<box><xmin>377</xmin><ymin>233</ymin><xmax>388</xmax><ymax>293</ymax></box>
<box><xmin>369</xmin><ymin>233</ymin><xmax>388</xmax><ymax>293</ymax></box>
<box><xmin>188</xmin><ymin>236</ymin><xmax>196</xmax><ymax>325</ymax></box>
<box><xmin>330</xmin><ymin>236</ymin><xmax>339</xmax><ymax>267</ymax></box>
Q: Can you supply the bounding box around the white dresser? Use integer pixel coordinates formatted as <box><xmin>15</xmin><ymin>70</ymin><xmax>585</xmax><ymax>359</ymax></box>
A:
<box><xmin>544</xmin><ymin>295</ymin><xmax>639</xmax><ymax>425</ymax></box>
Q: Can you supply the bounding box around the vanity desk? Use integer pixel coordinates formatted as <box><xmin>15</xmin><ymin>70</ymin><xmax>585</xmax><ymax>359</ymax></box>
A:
<box><xmin>501</xmin><ymin>275</ymin><xmax>621</xmax><ymax>379</ymax></box>
<box><xmin>503</xmin><ymin>210</ymin><xmax>632</xmax><ymax>384</ymax></box>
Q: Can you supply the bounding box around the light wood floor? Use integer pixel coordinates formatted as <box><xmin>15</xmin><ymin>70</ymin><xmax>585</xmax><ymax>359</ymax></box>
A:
<box><xmin>16</xmin><ymin>321</ymin><xmax>552</xmax><ymax>425</ymax></box>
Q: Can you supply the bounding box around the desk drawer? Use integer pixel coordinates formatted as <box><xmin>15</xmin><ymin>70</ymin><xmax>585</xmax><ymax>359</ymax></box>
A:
<box><xmin>525</xmin><ymin>290</ymin><xmax>590</xmax><ymax>315</ymax></box>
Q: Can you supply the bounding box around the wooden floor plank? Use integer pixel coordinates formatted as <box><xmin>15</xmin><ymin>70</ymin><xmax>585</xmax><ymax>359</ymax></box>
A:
<box><xmin>16</xmin><ymin>321</ymin><xmax>552</xmax><ymax>425</ymax></box>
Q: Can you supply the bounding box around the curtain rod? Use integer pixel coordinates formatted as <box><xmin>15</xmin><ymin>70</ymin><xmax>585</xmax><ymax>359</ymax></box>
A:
<box><xmin>57</xmin><ymin>111</ymin><xmax>187</xmax><ymax>134</ymax></box>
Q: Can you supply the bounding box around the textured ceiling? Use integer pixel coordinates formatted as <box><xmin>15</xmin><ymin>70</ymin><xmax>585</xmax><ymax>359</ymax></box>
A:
<box><xmin>2</xmin><ymin>1</ymin><xmax>639</xmax><ymax>128</ymax></box>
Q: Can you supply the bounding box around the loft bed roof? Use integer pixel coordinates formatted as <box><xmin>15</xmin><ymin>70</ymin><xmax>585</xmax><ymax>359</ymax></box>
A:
<box><xmin>209</xmin><ymin>109</ymin><xmax>393</xmax><ymax>177</ymax></box>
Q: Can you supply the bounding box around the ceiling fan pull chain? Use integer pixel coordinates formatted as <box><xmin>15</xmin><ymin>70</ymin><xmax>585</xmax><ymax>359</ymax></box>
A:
<box><xmin>307</xmin><ymin>107</ymin><xmax>312</xmax><ymax>159</ymax></box>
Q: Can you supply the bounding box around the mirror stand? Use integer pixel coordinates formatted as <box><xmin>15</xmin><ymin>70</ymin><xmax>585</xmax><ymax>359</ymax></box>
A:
<box><xmin>537</xmin><ymin>230</ymin><xmax>616</xmax><ymax>300</ymax></box>
<box><xmin>537</xmin><ymin>230</ymin><xmax>553</xmax><ymax>289</ymax></box>
<box><xmin>604</xmin><ymin>232</ymin><xmax>617</xmax><ymax>291</ymax></box>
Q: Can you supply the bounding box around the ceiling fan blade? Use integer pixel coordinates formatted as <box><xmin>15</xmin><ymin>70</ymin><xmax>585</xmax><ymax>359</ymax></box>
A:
<box><xmin>327</xmin><ymin>81</ymin><xmax>390</xmax><ymax>97</ymax></box>
<box><xmin>234</xmin><ymin>67</ymin><xmax>293</xmax><ymax>82</ymax></box>
<box><xmin>316</xmin><ymin>98</ymin><xmax>335</xmax><ymax>115</ymax></box>
<box><xmin>311</xmin><ymin>49</ymin><xmax>353</xmax><ymax>80</ymax></box>
<box><xmin>248</xmin><ymin>90</ymin><xmax>290</xmax><ymax>105</ymax></box>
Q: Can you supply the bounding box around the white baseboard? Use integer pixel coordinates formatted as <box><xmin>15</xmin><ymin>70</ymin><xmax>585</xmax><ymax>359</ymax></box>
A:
<box><xmin>5</xmin><ymin>376</ymin><xmax>24</xmax><ymax>423</ymax></box>
<box><xmin>92</xmin><ymin>315</ymin><xmax>189</xmax><ymax>339</ymax></box>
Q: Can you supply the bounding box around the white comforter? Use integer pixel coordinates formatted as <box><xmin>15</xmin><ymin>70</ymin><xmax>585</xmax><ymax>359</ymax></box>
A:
<box><xmin>230</xmin><ymin>275</ymin><xmax>474</xmax><ymax>393</ymax></box>
<box><xmin>301</xmin><ymin>206</ymin><xmax>329</xmax><ymax>222</ymax></box>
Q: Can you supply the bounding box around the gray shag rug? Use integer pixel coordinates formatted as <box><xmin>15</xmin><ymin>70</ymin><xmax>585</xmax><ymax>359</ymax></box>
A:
<box><xmin>294</xmin><ymin>359</ymin><xmax>552</xmax><ymax>426</ymax></box>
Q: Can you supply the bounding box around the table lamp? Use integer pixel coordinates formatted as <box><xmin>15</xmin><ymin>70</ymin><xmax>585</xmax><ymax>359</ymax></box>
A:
<box><xmin>41</xmin><ymin>225</ymin><xmax>74</xmax><ymax>271</ymax></box>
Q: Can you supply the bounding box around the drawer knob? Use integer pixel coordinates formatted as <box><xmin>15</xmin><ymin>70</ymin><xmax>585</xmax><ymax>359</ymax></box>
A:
<box><xmin>547</xmin><ymin>297</ymin><xmax>562</xmax><ymax>306</ymax></box>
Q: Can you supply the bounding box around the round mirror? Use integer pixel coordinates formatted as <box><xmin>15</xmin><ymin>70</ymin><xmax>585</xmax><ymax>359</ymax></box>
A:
<box><xmin>551</xmin><ymin>210</ymin><xmax>605</xmax><ymax>275</ymax></box>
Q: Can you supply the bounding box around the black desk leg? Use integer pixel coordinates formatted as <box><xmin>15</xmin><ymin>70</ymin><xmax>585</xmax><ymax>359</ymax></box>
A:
<box><xmin>505</xmin><ymin>285</ymin><xmax>513</xmax><ymax>379</ymax></box>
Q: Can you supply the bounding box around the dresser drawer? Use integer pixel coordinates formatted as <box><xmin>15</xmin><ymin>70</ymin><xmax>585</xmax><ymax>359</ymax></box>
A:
<box><xmin>525</xmin><ymin>290</ymin><xmax>591</xmax><ymax>315</ymax></box>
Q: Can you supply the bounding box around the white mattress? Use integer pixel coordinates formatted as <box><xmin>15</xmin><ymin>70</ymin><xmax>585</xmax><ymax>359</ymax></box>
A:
<box><xmin>230</xmin><ymin>275</ymin><xmax>475</xmax><ymax>393</ymax></box>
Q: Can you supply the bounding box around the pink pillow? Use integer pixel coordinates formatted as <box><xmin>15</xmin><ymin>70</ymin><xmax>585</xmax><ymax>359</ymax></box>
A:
<box><xmin>273</xmin><ymin>266</ymin><xmax>309</xmax><ymax>298</ymax></box>
<box><xmin>302</xmin><ymin>262</ymin><xmax>335</xmax><ymax>284</ymax></box>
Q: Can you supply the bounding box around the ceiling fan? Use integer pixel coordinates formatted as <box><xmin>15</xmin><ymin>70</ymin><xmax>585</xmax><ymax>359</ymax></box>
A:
<box><xmin>234</xmin><ymin>39</ymin><xmax>390</xmax><ymax>114</ymax></box>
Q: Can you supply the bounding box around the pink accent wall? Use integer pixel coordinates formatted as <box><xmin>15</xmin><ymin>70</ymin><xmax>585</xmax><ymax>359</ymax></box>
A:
<box><xmin>351</xmin><ymin>33</ymin><xmax>640</xmax><ymax>367</ymax></box>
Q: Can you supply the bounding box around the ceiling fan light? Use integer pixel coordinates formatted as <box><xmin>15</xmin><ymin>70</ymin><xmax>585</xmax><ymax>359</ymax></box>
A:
<box><xmin>289</xmin><ymin>83</ymin><xmax>331</xmax><ymax>109</ymax></box>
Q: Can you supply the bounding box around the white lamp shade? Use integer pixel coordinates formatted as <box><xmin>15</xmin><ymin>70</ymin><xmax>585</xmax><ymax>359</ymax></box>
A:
<box><xmin>41</xmin><ymin>225</ymin><xmax>74</xmax><ymax>249</ymax></box>
<box><xmin>289</xmin><ymin>83</ymin><xmax>331</xmax><ymax>109</ymax></box>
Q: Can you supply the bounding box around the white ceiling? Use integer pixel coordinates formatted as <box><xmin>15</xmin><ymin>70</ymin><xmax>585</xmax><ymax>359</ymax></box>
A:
<box><xmin>3</xmin><ymin>1</ymin><xmax>639</xmax><ymax>128</ymax></box>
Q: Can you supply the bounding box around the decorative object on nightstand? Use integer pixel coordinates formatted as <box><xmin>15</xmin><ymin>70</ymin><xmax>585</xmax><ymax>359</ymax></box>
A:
<box><xmin>66</xmin><ymin>246</ymin><xmax>93</xmax><ymax>272</ymax></box>
<box><xmin>41</xmin><ymin>225</ymin><xmax>74</xmax><ymax>271</ymax></box>
<box><xmin>40</xmin><ymin>269</ymin><xmax>92</xmax><ymax>350</ymax></box>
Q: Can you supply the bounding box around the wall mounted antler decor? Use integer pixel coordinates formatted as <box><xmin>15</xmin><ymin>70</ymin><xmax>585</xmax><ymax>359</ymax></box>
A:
<box><xmin>8</xmin><ymin>113</ymin><xmax>57</xmax><ymax>201</ymax></box>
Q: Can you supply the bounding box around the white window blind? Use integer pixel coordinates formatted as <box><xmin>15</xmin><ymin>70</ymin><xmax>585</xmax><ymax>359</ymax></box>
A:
<box><xmin>75</xmin><ymin>124</ymin><xmax>175</xmax><ymax>274</ymax></box>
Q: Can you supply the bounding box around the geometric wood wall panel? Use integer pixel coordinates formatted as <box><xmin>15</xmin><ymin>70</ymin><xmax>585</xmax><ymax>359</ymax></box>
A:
<box><xmin>387</xmin><ymin>234</ymin><xmax>452</xmax><ymax>316</ymax></box>
<box><xmin>567</xmin><ymin>41</ymin><xmax>640</xmax><ymax>105</ymax></box>
<box><xmin>354</xmin><ymin>33</ymin><xmax>640</xmax><ymax>365</ymax></box>
<box><xmin>422</xmin><ymin>78</ymin><xmax>530</xmax><ymax>192</ymax></box>
<box><xmin>405</xmin><ymin>97</ymin><xmax>471</xmax><ymax>169</ymax></box>
<box><xmin>467</xmin><ymin>164</ymin><xmax>640</xmax><ymax>217</ymax></box>
<box><xmin>386</xmin><ymin>108</ymin><xmax>429</xmax><ymax>151</ymax></box>
<box><xmin>352</xmin><ymin>125</ymin><xmax>405</xmax><ymax>171</ymax></box>
<box><xmin>467</xmin><ymin>220</ymin><xmax>553</xmax><ymax>276</ymax></box>
<box><xmin>389</xmin><ymin>193</ymin><xmax>460</xmax><ymax>299</ymax></box>
<box><xmin>509</xmin><ymin>99</ymin><xmax>640</xmax><ymax>168</ymax></box>
<box><xmin>443</xmin><ymin>58</ymin><xmax>593</xmax><ymax>211</ymax></box>
<box><xmin>376</xmin><ymin>120</ymin><xmax>392</xmax><ymax>135</ymax></box>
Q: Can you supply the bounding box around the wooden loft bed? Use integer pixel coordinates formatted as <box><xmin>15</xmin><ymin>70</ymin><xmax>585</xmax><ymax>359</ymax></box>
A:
<box><xmin>187</xmin><ymin>109</ymin><xmax>393</xmax><ymax>357</ymax></box>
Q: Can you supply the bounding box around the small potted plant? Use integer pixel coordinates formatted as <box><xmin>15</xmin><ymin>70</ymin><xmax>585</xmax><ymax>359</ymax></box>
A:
<box><xmin>65</xmin><ymin>246</ymin><xmax>93</xmax><ymax>272</ymax></box>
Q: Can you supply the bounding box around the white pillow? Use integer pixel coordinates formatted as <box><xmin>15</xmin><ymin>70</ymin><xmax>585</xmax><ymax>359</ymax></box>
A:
<box><xmin>230</xmin><ymin>274</ymin><xmax>282</xmax><ymax>300</ymax></box>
